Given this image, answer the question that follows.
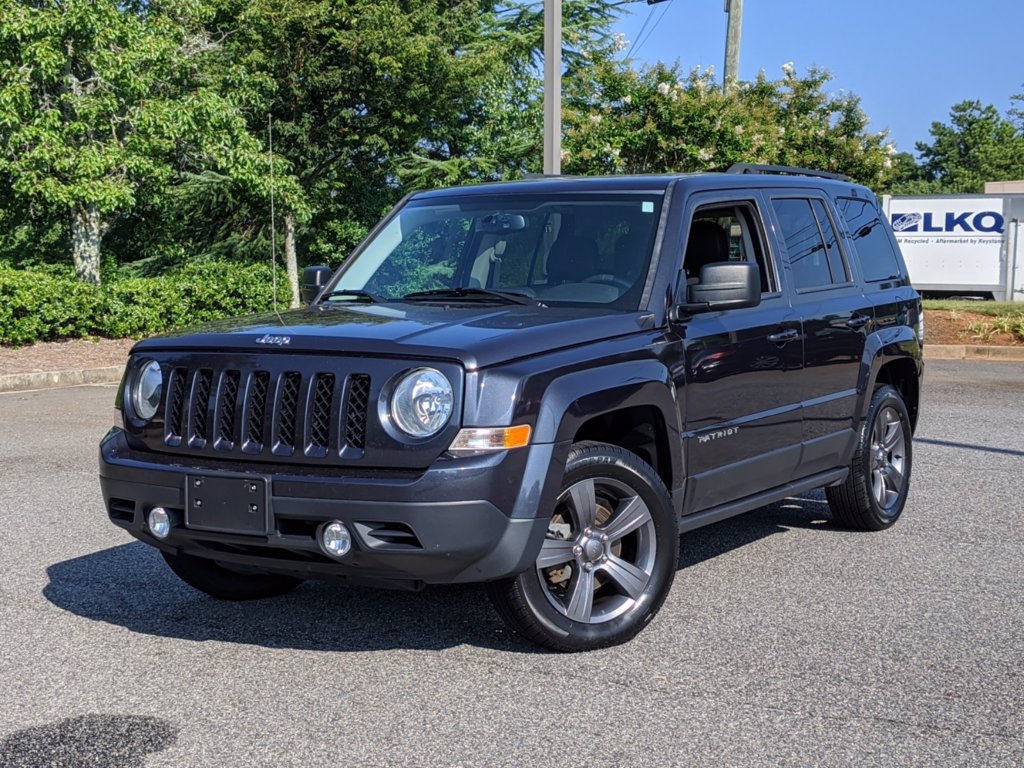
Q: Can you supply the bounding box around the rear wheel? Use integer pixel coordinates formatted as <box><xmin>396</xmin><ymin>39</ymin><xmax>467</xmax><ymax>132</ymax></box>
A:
<box><xmin>488</xmin><ymin>441</ymin><xmax>678</xmax><ymax>652</ymax></box>
<box><xmin>161</xmin><ymin>551</ymin><xmax>304</xmax><ymax>601</ymax></box>
<box><xmin>826</xmin><ymin>384</ymin><xmax>913</xmax><ymax>531</ymax></box>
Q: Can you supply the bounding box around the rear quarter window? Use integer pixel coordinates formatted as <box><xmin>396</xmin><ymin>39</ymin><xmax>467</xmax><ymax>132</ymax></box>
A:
<box><xmin>836</xmin><ymin>197</ymin><xmax>902</xmax><ymax>282</ymax></box>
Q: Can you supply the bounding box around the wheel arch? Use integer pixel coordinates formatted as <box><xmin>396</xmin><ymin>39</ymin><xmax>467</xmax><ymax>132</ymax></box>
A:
<box><xmin>533</xmin><ymin>360</ymin><xmax>682</xmax><ymax>494</ymax></box>
<box><xmin>857</xmin><ymin>327</ymin><xmax>923</xmax><ymax>432</ymax></box>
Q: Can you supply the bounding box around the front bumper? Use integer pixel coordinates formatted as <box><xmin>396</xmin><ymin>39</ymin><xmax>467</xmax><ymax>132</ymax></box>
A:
<box><xmin>99</xmin><ymin>428</ymin><xmax>567</xmax><ymax>587</ymax></box>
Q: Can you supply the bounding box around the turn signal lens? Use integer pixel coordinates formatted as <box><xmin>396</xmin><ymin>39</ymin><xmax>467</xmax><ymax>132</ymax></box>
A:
<box><xmin>449</xmin><ymin>425</ymin><xmax>531</xmax><ymax>454</ymax></box>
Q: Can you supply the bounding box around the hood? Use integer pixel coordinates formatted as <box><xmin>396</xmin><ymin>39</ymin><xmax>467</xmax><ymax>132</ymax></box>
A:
<box><xmin>131</xmin><ymin>303</ymin><xmax>654</xmax><ymax>369</ymax></box>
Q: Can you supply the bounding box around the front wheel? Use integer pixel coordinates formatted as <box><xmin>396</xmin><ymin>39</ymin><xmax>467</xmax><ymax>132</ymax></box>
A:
<box><xmin>488</xmin><ymin>441</ymin><xmax>678</xmax><ymax>652</ymax></box>
<box><xmin>826</xmin><ymin>384</ymin><xmax>913</xmax><ymax>531</ymax></box>
<box><xmin>161</xmin><ymin>551</ymin><xmax>304</xmax><ymax>601</ymax></box>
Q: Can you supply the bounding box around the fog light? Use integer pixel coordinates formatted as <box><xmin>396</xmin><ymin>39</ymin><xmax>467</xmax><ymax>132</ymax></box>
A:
<box><xmin>148</xmin><ymin>507</ymin><xmax>171</xmax><ymax>539</ymax></box>
<box><xmin>320</xmin><ymin>521</ymin><xmax>352</xmax><ymax>558</ymax></box>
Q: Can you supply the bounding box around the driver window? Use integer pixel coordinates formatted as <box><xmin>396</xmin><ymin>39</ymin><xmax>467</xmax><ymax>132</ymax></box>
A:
<box><xmin>683</xmin><ymin>203</ymin><xmax>772</xmax><ymax>293</ymax></box>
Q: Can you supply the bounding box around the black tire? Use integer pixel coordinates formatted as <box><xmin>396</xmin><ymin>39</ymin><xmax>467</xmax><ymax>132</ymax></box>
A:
<box><xmin>487</xmin><ymin>441</ymin><xmax>678</xmax><ymax>652</ymax></box>
<box><xmin>826</xmin><ymin>384</ymin><xmax>913</xmax><ymax>531</ymax></box>
<box><xmin>161</xmin><ymin>551</ymin><xmax>304</xmax><ymax>601</ymax></box>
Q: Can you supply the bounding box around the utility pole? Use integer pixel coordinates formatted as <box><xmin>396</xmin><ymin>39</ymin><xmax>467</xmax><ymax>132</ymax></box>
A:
<box><xmin>543</xmin><ymin>0</ymin><xmax>562</xmax><ymax>175</ymax></box>
<box><xmin>723</xmin><ymin>0</ymin><xmax>744</xmax><ymax>92</ymax></box>
<box><xmin>542</xmin><ymin>0</ymin><xmax>669</xmax><ymax>176</ymax></box>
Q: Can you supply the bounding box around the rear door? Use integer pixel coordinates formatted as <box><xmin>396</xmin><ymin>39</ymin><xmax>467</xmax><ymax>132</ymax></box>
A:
<box><xmin>767</xmin><ymin>193</ymin><xmax>872</xmax><ymax>476</ymax></box>
<box><xmin>670</xmin><ymin>192</ymin><xmax>803</xmax><ymax>514</ymax></box>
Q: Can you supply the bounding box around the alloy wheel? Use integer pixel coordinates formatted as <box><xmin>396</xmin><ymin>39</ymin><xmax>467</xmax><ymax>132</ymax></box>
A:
<box><xmin>535</xmin><ymin>476</ymin><xmax>657</xmax><ymax>624</ymax></box>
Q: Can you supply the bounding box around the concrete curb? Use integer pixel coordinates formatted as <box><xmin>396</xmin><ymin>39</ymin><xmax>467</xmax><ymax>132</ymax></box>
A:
<box><xmin>924</xmin><ymin>344</ymin><xmax>1024</xmax><ymax>361</ymax></box>
<box><xmin>0</xmin><ymin>366</ymin><xmax>123</xmax><ymax>394</ymax></box>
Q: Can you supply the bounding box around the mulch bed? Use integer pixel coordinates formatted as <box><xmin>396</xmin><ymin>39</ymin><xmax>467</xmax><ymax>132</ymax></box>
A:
<box><xmin>0</xmin><ymin>338</ymin><xmax>136</xmax><ymax>376</ymax></box>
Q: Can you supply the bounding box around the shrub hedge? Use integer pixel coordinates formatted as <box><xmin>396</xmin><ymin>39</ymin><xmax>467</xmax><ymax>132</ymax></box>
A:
<box><xmin>0</xmin><ymin>262</ymin><xmax>289</xmax><ymax>345</ymax></box>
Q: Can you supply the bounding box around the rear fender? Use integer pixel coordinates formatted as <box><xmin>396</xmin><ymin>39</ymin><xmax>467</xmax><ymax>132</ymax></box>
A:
<box><xmin>856</xmin><ymin>326</ymin><xmax>922</xmax><ymax>422</ymax></box>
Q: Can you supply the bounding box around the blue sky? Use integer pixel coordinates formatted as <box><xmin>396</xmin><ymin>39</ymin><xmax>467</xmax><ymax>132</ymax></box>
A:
<box><xmin>611</xmin><ymin>0</ymin><xmax>1024</xmax><ymax>155</ymax></box>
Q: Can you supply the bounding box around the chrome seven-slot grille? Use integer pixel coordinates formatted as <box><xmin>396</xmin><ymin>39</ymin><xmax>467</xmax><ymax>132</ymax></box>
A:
<box><xmin>163</xmin><ymin>366</ymin><xmax>371</xmax><ymax>460</ymax></box>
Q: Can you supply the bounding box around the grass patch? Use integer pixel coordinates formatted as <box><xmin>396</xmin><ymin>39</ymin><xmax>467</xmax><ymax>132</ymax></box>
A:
<box><xmin>922</xmin><ymin>299</ymin><xmax>1023</xmax><ymax>316</ymax></box>
<box><xmin>924</xmin><ymin>300</ymin><xmax>1024</xmax><ymax>344</ymax></box>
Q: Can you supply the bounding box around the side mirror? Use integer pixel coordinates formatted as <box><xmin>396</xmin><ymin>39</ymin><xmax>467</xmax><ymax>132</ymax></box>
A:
<box><xmin>301</xmin><ymin>265</ymin><xmax>333</xmax><ymax>305</ymax></box>
<box><xmin>671</xmin><ymin>262</ymin><xmax>761</xmax><ymax>320</ymax></box>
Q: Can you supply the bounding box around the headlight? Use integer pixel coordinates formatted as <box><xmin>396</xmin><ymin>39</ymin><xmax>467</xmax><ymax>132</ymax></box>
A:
<box><xmin>389</xmin><ymin>368</ymin><xmax>454</xmax><ymax>438</ymax></box>
<box><xmin>131</xmin><ymin>360</ymin><xmax>163</xmax><ymax>421</ymax></box>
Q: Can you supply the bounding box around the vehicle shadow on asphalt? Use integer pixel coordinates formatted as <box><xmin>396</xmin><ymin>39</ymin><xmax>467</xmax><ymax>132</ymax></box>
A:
<box><xmin>42</xmin><ymin>540</ymin><xmax>530</xmax><ymax>653</ymax></box>
<box><xmin>680</xmin><ymin>493</ymin><xmax>835</xmax><ymax>569</ymax></box>
<box><xmin>43</xmin><ymin>495</ymin><xmax>835</xmax><ymax>654</ymax></box>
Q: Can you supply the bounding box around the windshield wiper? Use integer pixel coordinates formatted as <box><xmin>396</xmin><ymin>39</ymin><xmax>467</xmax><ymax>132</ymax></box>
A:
<box><xmin>322</xmin><ymin>289</ymin><xmax>381</xmax><ymax>304</ymax></box>
<box><xmin>402</xmin><ymin>287</ymin><xmax>534</xmax><ymax>305</ymax></box>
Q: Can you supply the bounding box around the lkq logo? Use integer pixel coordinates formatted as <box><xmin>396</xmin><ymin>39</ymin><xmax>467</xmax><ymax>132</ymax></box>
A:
<box><xmin>697</xmin><ymin>426</ymin><xmax>739</xmax><ymax>444</ymax></box>
<box><xmin>891</xmin><ymin>210</ymin><xmax>1004</xmax><ymax>234</ymax></box>
<box><xmin>255</xmin><ymin>333</ymin><xmax>291</xmax><ymax>346</ymax></box>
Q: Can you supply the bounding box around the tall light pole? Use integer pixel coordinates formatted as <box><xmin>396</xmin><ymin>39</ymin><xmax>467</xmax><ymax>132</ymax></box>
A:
<box><xmin>543</xmin><ymin>0</ymin><xmax>669</xmax><ymax>176</ymax></box>
<box><xmin>543</xmin><ymin>0</ymin><xmax>562</xmax><ymax>175</ymax></box>
<box><xmin>723</xmin><ymin>0</ymin><xmax>744</xmax><ymax>92</ymax></box>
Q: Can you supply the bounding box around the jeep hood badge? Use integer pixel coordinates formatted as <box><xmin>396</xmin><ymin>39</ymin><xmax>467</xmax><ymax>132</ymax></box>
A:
<box><xmin>255</xmin><ymin>334</ymin><xmax>291</xmax><ymax>346</ymax></box>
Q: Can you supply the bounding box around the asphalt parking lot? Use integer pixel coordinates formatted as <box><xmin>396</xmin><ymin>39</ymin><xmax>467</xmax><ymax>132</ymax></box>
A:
<box><xmin>1</xmin><ymin>359</ymin><xmax>1022</xmax><ymax>767</ymax></box>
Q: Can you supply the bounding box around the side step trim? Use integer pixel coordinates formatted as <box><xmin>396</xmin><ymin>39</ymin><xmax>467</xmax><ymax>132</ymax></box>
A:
<box><xmin>678</xmin><ymin>468</ymin><xmax>848</xmax><ymax>533</ymax></box>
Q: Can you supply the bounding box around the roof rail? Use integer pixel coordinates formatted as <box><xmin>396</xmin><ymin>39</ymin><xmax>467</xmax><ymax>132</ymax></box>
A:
<box><xmin>725</xmin><ymin>163</ymin><xmax>851</xmax><ymax>183</ymax></box>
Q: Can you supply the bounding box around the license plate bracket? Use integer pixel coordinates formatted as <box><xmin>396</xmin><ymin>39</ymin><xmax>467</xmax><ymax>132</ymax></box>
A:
<box><xmin>185</xmin><ymin>474</ymin><xmax>269</xmax><ymax>535</ymax></box>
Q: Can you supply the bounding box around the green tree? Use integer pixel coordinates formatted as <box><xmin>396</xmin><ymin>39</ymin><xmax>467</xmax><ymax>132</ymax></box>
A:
<box><xmin>884</xmin><ymin>151</ymin><xmax>927</xmax><ymax>194</ymax></box>
<box><xmin>199</xmin><ymin>0</ymin><xmax>516</xmax><ymax>282</ymax></box>
<box><xmin>200</xmin><ymin>1</ymin><xmax>623</xmax><ymax>271</ymax></box>
<box><xmin>909</xmin><ymin>100</ymin><xmax>1024</xmax><ymax>193</ymax></box>
<box><xmin>396</xmin><ymin>0</ymin><xmax>626</xmax><ymax>188</ymax></box>
<box><xmin>0</xmin><ymin>0</ymin><xmax>291</xmax><ymax>284</ymax></box>
<box><xmin>561</xmin><ymin>60</ymin><xmax>896</xmax><ymax>189</ymax></box>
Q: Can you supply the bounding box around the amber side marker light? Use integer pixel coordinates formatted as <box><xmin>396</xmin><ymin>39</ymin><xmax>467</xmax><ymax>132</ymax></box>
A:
<box><xmin>449</xmin><ymin>424</ymin><xmax>532</xmax><ymax>454</ymax></box>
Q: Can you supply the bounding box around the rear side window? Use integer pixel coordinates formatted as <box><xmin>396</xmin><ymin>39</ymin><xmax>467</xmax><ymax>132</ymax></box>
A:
<box><xmin>836</xmin><ymin>197</ymin><xmax>901</xmax><ymax>282</ymax></box>
<box><xmin>810</xmin><ymin>199</ymin><xmax>849</xmax><ymax>283</ymax></box>
<box><xmin>771</xmin><ymin>198</ymin><xmax>833</xmax><ymax>289</ymax></box>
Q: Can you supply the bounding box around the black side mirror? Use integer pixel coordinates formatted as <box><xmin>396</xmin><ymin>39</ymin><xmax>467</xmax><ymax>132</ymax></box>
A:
<box><xmin>301</xmin><ymin>265</ymin><xmax>333</xmax><ymax>305</ymax></box>
<box><xmin>671</xmin><ymin>262</ymin><xmax>761</xmax><ymax>320</ymax></box>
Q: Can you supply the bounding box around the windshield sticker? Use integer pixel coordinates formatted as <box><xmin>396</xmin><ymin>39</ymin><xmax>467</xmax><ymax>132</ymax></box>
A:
<box><xmin>642</xmin><ymin>201</ymin><xmax>654</xmax><ymax>214</ymax></box>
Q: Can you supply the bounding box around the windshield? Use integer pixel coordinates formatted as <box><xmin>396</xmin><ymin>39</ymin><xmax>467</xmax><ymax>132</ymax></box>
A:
<box><xmin>328</xmin><ymin>193</ymin><xmax>664</xmax><ymax>309</ymax></box>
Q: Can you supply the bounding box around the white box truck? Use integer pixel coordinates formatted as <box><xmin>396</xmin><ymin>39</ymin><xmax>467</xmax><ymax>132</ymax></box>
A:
<box><xmin>882</xmin><ymin>194</ymin><xmax>1024</xmax><ymax>301</ymax></box>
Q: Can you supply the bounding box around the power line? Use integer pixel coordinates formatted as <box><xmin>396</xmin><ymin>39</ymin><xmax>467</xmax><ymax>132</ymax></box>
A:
<box><xmin>624</xmin><ymin>5</ymin><xmax>657</xmax><ymax>60</ymax></box>
<box><xmin>631</xmin><ymin>0</ymin><xmax>674</xmax><ymax>59</ymax></box>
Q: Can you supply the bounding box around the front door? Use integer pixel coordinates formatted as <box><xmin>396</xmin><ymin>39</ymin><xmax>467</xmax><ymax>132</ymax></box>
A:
<box><xmin>671</xmin><ymin>195</ymin><xmax>804</xmax><ymax>514</ymax></box>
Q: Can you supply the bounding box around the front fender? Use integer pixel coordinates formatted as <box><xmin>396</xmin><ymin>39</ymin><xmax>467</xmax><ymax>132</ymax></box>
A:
<box><xmin>533</xmin><ymin>360</ymin><xmax>682</xmax><ymax>486</ymax></box>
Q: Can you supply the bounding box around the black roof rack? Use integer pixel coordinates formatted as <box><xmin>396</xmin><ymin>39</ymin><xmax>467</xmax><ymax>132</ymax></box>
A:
<box><xmin>726</xmin><ymin>163</ymin><xmax>851</xmax><ymax>183</ymax></box>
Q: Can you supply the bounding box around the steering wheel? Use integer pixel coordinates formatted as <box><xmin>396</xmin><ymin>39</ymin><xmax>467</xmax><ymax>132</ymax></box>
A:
<box><xmin>582</xmin><ymin>274</ymin><xmax>633</xmax><ymax>291</ymax></box>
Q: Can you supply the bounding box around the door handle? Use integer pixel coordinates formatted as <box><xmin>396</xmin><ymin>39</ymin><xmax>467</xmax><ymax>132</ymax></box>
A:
<box><xmin>767</xmin><ymin>329</ymin><xmax>799</xmax><ymax>344</ymax></box>
<box><xmin>846</xmin><ymin>314</ymin><xmax>871</xmax><ymax>329</ymax></box>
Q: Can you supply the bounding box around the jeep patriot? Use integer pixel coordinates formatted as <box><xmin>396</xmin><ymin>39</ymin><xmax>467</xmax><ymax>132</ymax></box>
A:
<box><xmin>100</xmin><ymin>165</ymin><xmax>924</xmax><ymax>651</ymax></box>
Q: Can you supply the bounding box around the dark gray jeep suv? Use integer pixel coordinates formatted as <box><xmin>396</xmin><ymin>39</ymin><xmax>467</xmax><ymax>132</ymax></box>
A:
<box><xmin>101</xmin><ymin>165</ymin><xmax>923</xmax><ymax>651</ymax></box>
